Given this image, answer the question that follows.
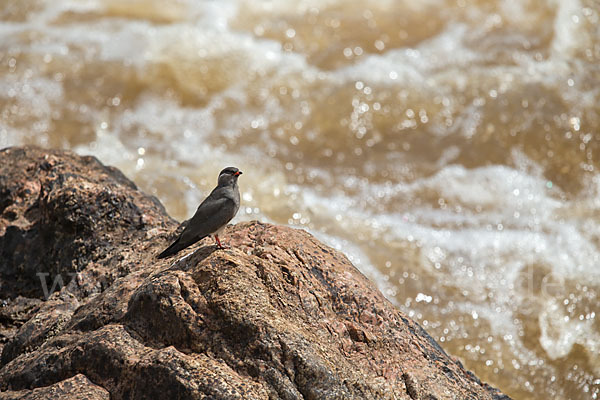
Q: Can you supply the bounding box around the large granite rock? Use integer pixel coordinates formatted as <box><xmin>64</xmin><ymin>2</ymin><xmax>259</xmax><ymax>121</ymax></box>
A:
<box><xmin>0</xmin><ymin>146</ymin><xmax>510</xmax><ymax>399</ymax></box>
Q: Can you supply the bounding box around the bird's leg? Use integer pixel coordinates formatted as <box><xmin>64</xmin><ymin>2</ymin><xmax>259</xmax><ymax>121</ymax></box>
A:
<box><xmin>214</xmin><ymin>235</ymin><xmax>226</xmax><ymax>249</ymax></box>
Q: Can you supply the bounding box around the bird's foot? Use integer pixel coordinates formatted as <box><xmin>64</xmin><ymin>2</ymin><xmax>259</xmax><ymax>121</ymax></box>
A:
<box><xmin>214</xmin><ymin>235</ymin><xmax>229</xmax><ymax>250</ymax></box>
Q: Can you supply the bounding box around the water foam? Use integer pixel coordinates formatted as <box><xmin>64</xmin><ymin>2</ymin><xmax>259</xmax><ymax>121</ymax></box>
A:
<box><xmin>3</xmin><ymin>1</ymin><xmax>600</xmax><ymax>398</ymax></box>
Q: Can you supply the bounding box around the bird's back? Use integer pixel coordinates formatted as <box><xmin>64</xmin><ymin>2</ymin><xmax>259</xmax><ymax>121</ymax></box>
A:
<box><xmin>183</xmin><ymin>184</ymin><xmax>239</xmax><ymax>240</ymax></box>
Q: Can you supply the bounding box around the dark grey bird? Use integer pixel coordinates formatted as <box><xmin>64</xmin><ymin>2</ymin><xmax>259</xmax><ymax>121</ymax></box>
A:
<box><xmin>157</xmin><ymin>167</ymin><xmax>242</xmax><ymax>259</ymax></box>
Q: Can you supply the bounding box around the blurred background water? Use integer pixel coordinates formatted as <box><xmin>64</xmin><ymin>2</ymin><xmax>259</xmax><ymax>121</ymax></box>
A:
<box><xmin>1</xmin><ymin>0</ymin><xmax>600</xmax><ymax>398</ymax></box>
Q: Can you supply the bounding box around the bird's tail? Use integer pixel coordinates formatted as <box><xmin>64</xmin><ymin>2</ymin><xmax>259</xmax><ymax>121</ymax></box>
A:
<box><xmin>157</xmin><ymin>238</ymin><xmax>185</xmax><ymax>259</ymax></box>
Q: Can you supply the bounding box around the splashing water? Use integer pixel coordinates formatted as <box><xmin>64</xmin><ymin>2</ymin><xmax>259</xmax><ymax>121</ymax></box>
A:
<box><xmin>2</xmin><ymin>0</ymin><xmax>600</xmax><ymax>398</ymax></box>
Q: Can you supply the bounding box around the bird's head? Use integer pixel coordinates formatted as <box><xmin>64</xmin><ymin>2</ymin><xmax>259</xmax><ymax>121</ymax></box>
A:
<box><xmin>218</xmin><ymin>167</ymin><xmax>243</xmax><ymax>186</ymax></box>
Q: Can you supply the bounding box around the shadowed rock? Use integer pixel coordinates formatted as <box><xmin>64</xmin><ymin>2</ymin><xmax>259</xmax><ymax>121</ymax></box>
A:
<box><xmin>0</xmin><ymin>146</ymin><xmax>510</xmax><ymax>399</ymax></box>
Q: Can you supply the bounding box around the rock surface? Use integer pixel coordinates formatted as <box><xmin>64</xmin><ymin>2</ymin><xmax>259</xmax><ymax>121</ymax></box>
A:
<box><xmin>0</xmin><ymin>374</ymin><xmax>109</xmax><ymax>400</ymax></box>
<box><xmin>0</xmin><ymin>146</ymin><xmax>510</xmax><ymax>399</ymax></box>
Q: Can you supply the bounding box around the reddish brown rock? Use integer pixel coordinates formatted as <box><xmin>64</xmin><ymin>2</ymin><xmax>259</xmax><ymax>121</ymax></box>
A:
<box><xmin>0</xmin><ymin>146</ymin><xmax>510</xmax><ymax>399</ymax></box>
<box><xmin>0</xmin><ymin>374</ymin><xmax>109</xmax><ymax>400</ymax></box>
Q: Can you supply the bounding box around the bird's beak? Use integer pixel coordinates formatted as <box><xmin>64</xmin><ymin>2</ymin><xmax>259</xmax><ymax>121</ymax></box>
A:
<box><xmin>234</xmin><ymin>171</ymin><xmax>243</xmax><ymax>176</ymax></box>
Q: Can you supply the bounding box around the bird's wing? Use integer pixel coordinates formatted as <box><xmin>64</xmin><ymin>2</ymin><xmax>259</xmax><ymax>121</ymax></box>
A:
<box><xmin>177</xmin><ymin>190</ymin><xmax>237</xmax><ymax>243</ymax></box>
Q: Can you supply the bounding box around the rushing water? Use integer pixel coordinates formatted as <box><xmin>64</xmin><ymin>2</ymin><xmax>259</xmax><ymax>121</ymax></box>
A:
<box><xmin>2</xmin><ymin>0</ymin><xmax>600</xmax><ymax>398</ymax></box>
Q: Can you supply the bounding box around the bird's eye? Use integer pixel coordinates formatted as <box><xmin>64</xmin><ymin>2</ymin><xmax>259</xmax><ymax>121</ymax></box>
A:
<box><xmin>220</xmin><ymin>167</ymin><xmax>239</xmax><ymax>176</ymax></box>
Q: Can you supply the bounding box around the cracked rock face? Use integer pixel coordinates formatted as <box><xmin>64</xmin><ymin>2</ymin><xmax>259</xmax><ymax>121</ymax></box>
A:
<box><xmin>0</xmin><ymin>146</ymin><xmax>510</xmax><ymax>400</ymax></box>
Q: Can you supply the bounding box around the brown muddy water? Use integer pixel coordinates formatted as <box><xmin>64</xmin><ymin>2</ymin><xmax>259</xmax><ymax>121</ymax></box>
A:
<box><xmin>1</xmin><ymin>0</ymin><xmax>600</xmax><ymax>398</ymax></box>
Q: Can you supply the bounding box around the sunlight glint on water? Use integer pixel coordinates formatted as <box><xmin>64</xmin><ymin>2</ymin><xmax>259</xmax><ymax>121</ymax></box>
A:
<box><xmin>1</xmin><ymin>0</ymin><xmax>599</xmax><ymax>398</ymax></box>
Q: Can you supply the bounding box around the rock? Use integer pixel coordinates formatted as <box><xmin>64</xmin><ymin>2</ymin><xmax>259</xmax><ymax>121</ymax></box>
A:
<box><xmin>0</xmin><ymin>296</ymin><xmax>42</xmax><ymax>354</ymax></box>
<box><xmin>0</xmin><ymin>146</ymin><xmax>511</xmax><ymax>399</ymax></box>
<box><xmin>0</xmin><ymin>374</ymin><xmax>109</xmax><ymax>400</ymax></box>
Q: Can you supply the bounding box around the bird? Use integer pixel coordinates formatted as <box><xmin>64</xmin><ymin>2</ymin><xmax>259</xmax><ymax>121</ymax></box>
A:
<box><xmin>157</xmin><ymin>167</ymin><xmax>242</xmax><ymax>259</ymax></box>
